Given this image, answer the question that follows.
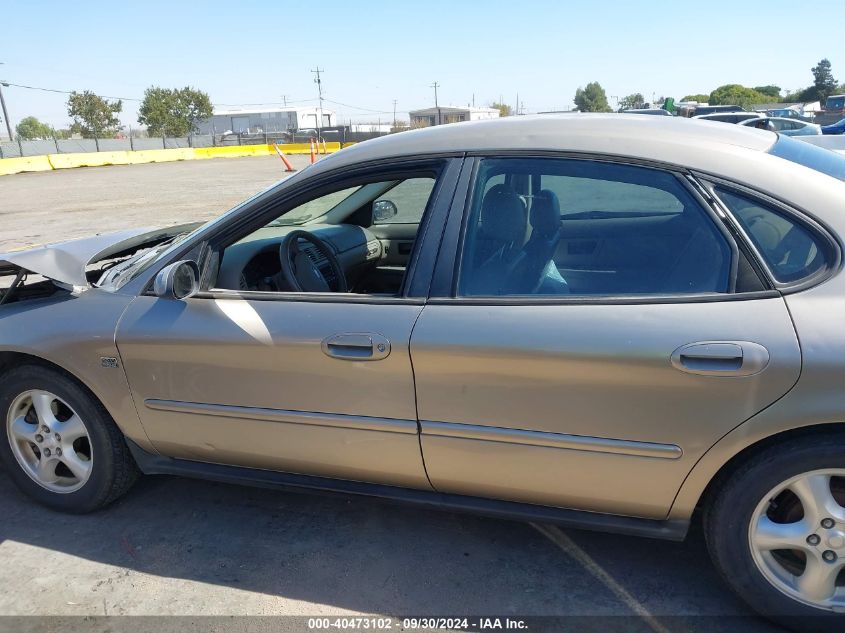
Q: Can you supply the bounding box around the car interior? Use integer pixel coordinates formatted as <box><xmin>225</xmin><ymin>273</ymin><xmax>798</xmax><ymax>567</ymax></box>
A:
<box><xmin>208</xmin><ymin>158</ymin><xmax>777</xmax><ymax>300</ymax></box>
<box><xmin>211</xmin><ymin>175</ymin><xmax>437</xmax><ymax>296</ymax></box>
<box><xmin>458</xmin><ymin>158</ymin><xmax>760</xmax><ymax>296</ymax></box>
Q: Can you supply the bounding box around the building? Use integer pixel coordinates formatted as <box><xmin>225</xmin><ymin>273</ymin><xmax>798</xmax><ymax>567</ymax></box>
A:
<box><xmin>196</xmin><ymin>106</ymin><xmax>336</xmax><ymax>136</ymax></box>
<box><xmin>348</xmin><ymin>123</ymin><xmax>393</xmax><ymax>134</ymax></box>
<box><xmin>409</xmin><ymin>106</ymin><xmax>499</xmax><ymax>127</ymax></box>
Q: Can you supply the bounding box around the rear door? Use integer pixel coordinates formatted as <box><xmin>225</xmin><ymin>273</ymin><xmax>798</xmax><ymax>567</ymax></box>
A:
<box><xmin>411</xmin><ymin>155</ymin><xmax>801</xmax><ymax>519</ymax></box>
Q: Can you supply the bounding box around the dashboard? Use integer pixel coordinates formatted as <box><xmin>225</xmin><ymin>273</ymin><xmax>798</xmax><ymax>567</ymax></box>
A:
<box><xmin>216</xmin><ymin>224</ymin><xmax>383</xmax><ymax>292</ymax></box>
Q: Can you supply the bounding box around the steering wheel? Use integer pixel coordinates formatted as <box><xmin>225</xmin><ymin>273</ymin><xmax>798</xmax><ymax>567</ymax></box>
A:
<box><xmin>278</xmin><ymin>230</ymin><xmax>348</xmax><ymax>293</ymax></box>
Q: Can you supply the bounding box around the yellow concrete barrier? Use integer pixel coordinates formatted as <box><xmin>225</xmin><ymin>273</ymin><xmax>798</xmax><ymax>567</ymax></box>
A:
<box><xmin>47</xmin><ymin>151</ymin><xmax>132</xmax><ymax>169</ymax></box>
<box><xmin>0</xmin><ymin>141</ymin><xmax>345</xmax><ymax>176</ymax></box>
<box><xmin>0</xmin><ymin>155</ymin><xmax>53</xmax><ymax>176</ymax></box>
<box><xmin>126</xmin><ymin>148</ymin><xmax>196</xmax><ymax>164</ymax></box>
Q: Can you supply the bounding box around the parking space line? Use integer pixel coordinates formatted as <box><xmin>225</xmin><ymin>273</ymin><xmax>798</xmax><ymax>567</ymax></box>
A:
<box><xmin>530</xmin><ymin>522</ymin><xmax>675</xmax><ymax>633</ymax></box>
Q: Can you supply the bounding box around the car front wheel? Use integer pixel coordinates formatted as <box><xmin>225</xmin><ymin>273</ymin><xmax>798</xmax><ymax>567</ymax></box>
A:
<box><xmin>705</xmin><ymin>434</ymin><xmax>845</xmax><ymax>632</ymax></box>
<box><xmin>0</xmin><ymin>364</ymin><xmax>138</xmax><ymax>512</ymax></box>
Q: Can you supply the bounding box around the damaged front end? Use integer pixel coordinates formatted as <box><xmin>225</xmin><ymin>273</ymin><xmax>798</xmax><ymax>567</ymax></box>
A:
<box><xmin>0</xmin><ymin>223</ymin><xmax>201</xmax><ymax>306</ymax></box>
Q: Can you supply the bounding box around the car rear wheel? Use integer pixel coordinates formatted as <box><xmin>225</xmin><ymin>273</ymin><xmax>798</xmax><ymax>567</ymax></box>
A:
<box><xmin>705</xmin><ymin>434</ymin><xmax>845</xmax><ymax>632</ymax></box>
<box><xmin>0</xmin><ymin>364</ymin><xmax>138</xmax><ymax>512</ymax></box>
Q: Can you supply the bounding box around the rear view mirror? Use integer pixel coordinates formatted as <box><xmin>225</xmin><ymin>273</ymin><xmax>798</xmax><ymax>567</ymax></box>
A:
<box><xmin>373</xmin><ymin>200</ymin><xmax>398</xmax><ymax>223</ymax></box>
<box><xmin>154</xmin><ymin>260</ymin><xmax>200</xmax><ymax>300</ymax></box>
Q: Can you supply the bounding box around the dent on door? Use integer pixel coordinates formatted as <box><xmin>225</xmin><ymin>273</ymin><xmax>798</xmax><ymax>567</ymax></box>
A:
<box><xmin>409</xmin><ymin>298</ymin><xmax>801</xmax><ymax>519</ymax></box>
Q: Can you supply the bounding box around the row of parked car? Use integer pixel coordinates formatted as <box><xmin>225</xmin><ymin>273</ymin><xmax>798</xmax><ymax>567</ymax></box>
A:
<box><xmin>627</xmin><ymin>104</ymin><xmax>845</xmax><ymax>135</ymax></box>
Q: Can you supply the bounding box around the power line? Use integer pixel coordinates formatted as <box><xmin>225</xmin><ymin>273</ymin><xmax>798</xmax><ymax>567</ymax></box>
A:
<box><xmin>0</xmin><ymin>81</ymin><xmax>320</xmax><ymax>108</ymax></box>
<box><xmin>1</xmin><ymin>80</ymin><xmax>411</xmax><ymax>123</ymax></box>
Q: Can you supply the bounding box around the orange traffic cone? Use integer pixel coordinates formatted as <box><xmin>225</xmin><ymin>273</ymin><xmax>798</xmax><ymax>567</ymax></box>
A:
<box><xmin>274</xmin><ymin>144</ymin><xmax>295</xmax><ymax>172</ymax></box>
<box><xmin>309</xmin><ymin>138</ymin><xmax>316</xmax><ymax>164</ymax></box>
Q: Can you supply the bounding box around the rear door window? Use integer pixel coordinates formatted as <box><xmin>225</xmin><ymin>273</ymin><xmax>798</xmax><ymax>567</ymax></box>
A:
<box><xmin>458</xmin><ymin>158</ymin><xmax>736</xmax><ymax>297</ymax></box>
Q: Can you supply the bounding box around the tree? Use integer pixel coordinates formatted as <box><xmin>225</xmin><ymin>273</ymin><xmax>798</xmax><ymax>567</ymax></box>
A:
<box><xmin>490</xmin><ymin>102</ymin><xmax>512</xmax><ymax>117</ymax></box>
<box><xmin>682</xmin><ymin>94</ymin><xmax>710</xmax><ymax>103</ymax></box>
<box><xmin>753</xmin><ymin>85</ymin><xmax>781</xmax><ymax>99</ymax></box>
<box><xmin>15</xmin><ymin>116</ymin><xmax>54</xmax><ymax>140</ymax></box>
<box><xmin>574</xmin><ymin>82</ymin><xmax>612</xmax><ymax>113</ymax></box>
<box><xmin>138</xmin><ymin>86</ymin><xmax>213</xmax><ymax>137</ymax></box>
<box><xmin>810</xmin><ymin>58</ymin><xmax>838</xmax><ymax>102</ymax></box>
<box><xmin>708</xmin><ymin>84</ymin><xmax>771</xmax><ymax>110</ymax></box>
<box><xmin>67</xmin><ymin>91</ymin><xmax>122</xmax><ymax>138</ymax></box>
<box><xmin>618</xmin><ymin>93</ymin><xmax>645</xmax><ymax>111</ymax></box>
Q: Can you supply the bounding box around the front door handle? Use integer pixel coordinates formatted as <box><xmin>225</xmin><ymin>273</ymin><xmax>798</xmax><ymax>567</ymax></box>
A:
<box><xmin>321</xmin><ymin>333</ymin><xmax>391</xmax><ymax>361</ymax></box>
<box><xmin>670</xmin><ymin>341</ymin><xmax>769</xmax><ymax>376</ymax></box>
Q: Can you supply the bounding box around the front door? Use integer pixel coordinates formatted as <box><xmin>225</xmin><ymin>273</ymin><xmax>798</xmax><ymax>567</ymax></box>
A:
<box><xmin>411</xmin><ymin>156</ymin><xmax>802</xmax><ymax>519</ymax></box>
<box><xmin>115</xmin><ymin>160</ymin><xmax>460</xmax><ymax>490</ymax></box>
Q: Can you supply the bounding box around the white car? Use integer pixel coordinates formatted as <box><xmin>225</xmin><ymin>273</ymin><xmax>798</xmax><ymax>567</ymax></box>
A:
<box><xmin>693</xmin><ymin>112</ymin><xmax>764</xmax><ymax>124</ymax></box>
<box><xmin>741</xmin><ymin>116</ymin><xmax>822</xmax><ymax>136</ymax></box>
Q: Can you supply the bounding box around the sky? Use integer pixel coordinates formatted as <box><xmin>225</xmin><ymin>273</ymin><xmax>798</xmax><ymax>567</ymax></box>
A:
<box><xmin>0</xmin><ymin>0</ymin><xmax>842</xmax><ymax>131</ymax></box>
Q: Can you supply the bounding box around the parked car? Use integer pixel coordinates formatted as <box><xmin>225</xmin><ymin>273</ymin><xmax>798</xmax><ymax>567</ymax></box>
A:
<box><xmin>821</xmin><ymin>118</ymin><xmax>845</xmax><ymax>135</ymax></box>
<box><xmin>740</xmin><ymin>116</ymin><xmax>822</xmax><ymax>136</ymax></box>
<box><xmin>694</xmin><ymin>111</ymin><xmax>764</xmax><ymax>124</ymax></box>
<box><xmin>692</xmin><ymin>104</ymin><xmax>745</xmax><ymax>116</ymax></box>
<box><xmin>765</xmin><ymin>108</ymin><xmax>814</xmax><ymax>122</ymax></box>
<box><xmin>620</xmin><ymin>108</ymin><xmax>673</xmax><ymax>116</ymax></box>
<box><xmin>693</xmin><ymin>105</ymin><xmax>745</xmax><ymax>116</ymax></box>
<box><xmin>2</xmin><ymin>115</ymin><xmax>845</xmax><ymax>632</ymax></box>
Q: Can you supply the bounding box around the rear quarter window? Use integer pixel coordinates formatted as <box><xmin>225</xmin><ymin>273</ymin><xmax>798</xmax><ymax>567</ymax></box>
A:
<box><xmin>715</xmin><ymin>187</ymin><xmax>835</xmax><ymax>285</ymax></box>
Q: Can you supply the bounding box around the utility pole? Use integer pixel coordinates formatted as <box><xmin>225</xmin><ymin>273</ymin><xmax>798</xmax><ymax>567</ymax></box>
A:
<box><xmin>392</xmin><ymin>99</ymin><xmax>397</xmax><ymax>129</ymax></box>
<box><xmin>0</xmin><ymin>82</ymin><xmax>11</xmax><ymax>141</ymax></box>
<box><xmin>281</xmin><ymin>95</ymin><xmax>288</xmax><ymax>107</ymax></box>
<box><xmin>431</xmin><ymin>81</ymin><xmax>440</xmax><ymax>125</ymax></box>
<box><xmin>0</xmin><ymin>63</ymin><xmax>11</xmax><ymax>141</ymax></box>
<box><xmin>311</xmin><ymin>67</ymin><xmax>324</xmax><ymax>141</ymax></box>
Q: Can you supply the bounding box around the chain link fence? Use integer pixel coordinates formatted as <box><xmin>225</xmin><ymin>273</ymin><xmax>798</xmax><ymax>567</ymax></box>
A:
<box><xmin>0</xmin><ymin>135</ymin><xmax>216</xmax><ymax>159</ymax></box>
<box><xmin>0</xmin><ymin>126</ymin><xmax>392</xmax><ymax>159</ymax></box>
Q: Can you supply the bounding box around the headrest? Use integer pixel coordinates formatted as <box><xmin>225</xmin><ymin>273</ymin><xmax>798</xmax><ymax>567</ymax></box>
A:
<box><xmin>530</xmin><ymin>189</ymin><xmax>561</xmax><ymax>236</ymax></box>
<box><xmin>480</xmin><ymin>184</ymin><xmax>526</xmax><ymax>243</ymax></box>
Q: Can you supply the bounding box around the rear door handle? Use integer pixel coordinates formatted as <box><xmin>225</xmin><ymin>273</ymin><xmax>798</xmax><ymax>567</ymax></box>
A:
<box><xmin>321</xmin><ymin>333</ymin><xmax>391</xmax><ymax>361</ymax></box>
<box><xmin>670</xmin><ymin>341</ymin><xmax>769</xmax><ymax>376</ymax></box>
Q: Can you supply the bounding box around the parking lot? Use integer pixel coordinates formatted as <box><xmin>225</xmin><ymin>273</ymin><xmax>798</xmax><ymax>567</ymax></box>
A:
<box><xmin>0</xmin><ymin>158</ymin><xmax>782</xmax><ymax>632</ymax></box>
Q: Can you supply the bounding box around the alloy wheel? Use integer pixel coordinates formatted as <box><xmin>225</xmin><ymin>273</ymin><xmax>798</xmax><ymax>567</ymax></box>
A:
<box><xmin>749</xmin><ymin>469</ymin><xmax>845</xmax><ymax>610</ymax></box>
<box><xmin>5</xmin><ymin>389</ymin><xmax>93</xmax><ymax>493</ymax></box>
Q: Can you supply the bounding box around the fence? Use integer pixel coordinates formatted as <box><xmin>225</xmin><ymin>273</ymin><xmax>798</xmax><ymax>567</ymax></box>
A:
<box><xmin>0</xmin><ymin>125</ymin><xmax>393</xmax><ymax>159</ymax></box>
<box><xmin>0</xmin><ymin>135</ymin><xmax>216</xmax><ymax>159</ymax></box>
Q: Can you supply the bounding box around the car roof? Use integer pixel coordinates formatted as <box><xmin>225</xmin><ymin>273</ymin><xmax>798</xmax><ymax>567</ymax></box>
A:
<box><xmin>745</xmin><ymin>116</ymin><xmax>812</xmax><ymax>124</ymax></box>
<box><xmin>314</xmin><ymin>114</ymin><xmax>776</xmax><ymax>175</ymax></box>
<box><xmin>693</xmin><ymin>112</ymin><xmax>762</xmax><ymax>119</ymax></box>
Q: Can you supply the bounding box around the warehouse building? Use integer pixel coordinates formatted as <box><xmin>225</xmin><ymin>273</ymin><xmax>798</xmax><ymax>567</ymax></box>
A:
<box><xmin>409</xmin><ymin>106</ymin><xmax>499</xmax><ymax>127</ymax></box>
<box><xmin>196</xmin><ymin>106</ymin><xmax>336</xmax><ymax>135</ymax></box>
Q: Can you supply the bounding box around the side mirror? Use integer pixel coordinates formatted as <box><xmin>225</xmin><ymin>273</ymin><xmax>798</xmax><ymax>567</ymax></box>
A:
<box><xmin>373</xmin><ymin>199</ymin><xmax>398</xmax><ymax>223</ymax></box>
<box><xmin>154</xmin><ymin>260</ymin><xmax>200</xmax><ymax>300</ymax></box>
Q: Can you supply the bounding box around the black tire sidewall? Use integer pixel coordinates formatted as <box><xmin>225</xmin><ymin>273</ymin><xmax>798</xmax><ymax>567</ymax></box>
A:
<box><xmin>0</xmin><ymin>364</ymin><xmax>122</xmax><ymax>513</ymax></box>
<box><xmin>706</xmin><ymin>437</ymin><xmax>845</xmax><ymax>626</ymax></box>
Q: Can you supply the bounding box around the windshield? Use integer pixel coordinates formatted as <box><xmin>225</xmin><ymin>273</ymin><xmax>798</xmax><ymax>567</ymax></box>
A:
<box><xmin>768</xmin><ymin>136</ymin><xmax>845</xmax><ymax>183</ymax></box>
<box><xmin>267</xmin><ymin>185</ymin><xmax>362</xmax><ymax>226</ymax></box>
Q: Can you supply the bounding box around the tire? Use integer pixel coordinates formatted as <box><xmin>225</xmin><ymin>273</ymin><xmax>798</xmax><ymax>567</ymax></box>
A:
<box><xmin>0</xmin><ymin>363</ymin><xmax>138</xmax><ymax>513</ymax></box>
<box><xmin>704</xmin><ymin>433</ymin><xmax>845</xmax><ymax>633</ymax></box>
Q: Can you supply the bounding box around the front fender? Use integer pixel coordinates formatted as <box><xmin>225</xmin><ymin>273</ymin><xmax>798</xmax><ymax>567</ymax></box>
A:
<box><xmin>0</xmin><ymin>289</ymin><xmax>155</xmax><ymax>452</ymax></box>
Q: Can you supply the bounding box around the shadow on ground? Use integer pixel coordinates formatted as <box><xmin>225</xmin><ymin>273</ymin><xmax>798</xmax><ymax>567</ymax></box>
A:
<box><xmin>0</xmin><ymin>472</ymin><xmax>782</xmax><ymax>631</ymax></box>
